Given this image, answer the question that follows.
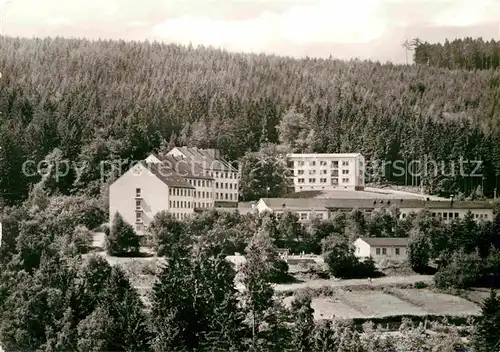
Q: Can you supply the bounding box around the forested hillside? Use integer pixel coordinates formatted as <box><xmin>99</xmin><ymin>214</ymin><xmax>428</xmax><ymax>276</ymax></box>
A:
<box><xmin>414</xmin><ymin>37</ymin><xmax>500</xmax><ymax>70</ymax></box>
<box><xmin>1</xmin><ymin>36</ymin><xmax>500</xmax><ymax>204</ymax></box>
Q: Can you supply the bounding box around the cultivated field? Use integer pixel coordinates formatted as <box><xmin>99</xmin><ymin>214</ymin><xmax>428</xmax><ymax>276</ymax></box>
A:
<box><xmin>284</xmin><ymin>288</ymin><xmax>482</xmax><ymax>320</ymax></box>
<box><xmin>388</xmin><ymin>288</ymin><xmax>481</xmax><ymax>316</ymax></box>
<box><xmin>274</xmin><ymin>275</ymin><xmax>434</xmax><ymax>293</ymax></box>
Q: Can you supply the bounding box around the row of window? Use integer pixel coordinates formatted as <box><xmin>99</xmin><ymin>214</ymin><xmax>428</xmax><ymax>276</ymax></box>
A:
<box><xmin>196</xmin><ymin>202</ymin><xmax>211</xmax><ymax>208</ymax></box>
<box><xmin>188</xmin><ymin>179</ymin><xmax>211</xmax><ymax>187</ymax></box>
<box><xmin>431</xmin><ymin>212</ymin><xmax>489</xmax><ymax>220</ymax></box>
<box><xmin>375</xmin><ymin>247</ymin><xmax>401</xmax><ymax>255</ymax></box>
<box><xmin>169</xmin><ymin>200</ymin><xmax>194</xmax><ymax>208</ymax></box>
<box><xmin>296</xmin><ymin>169</ymin><xmax>349</xmax><ymax>176</ymax></box>
<box><xmin>215</xmin><ymin>192</ymin><xmax>237</xmax><ymax>201</ymax></box>
<box><xmin>196</xmin><ymin>191</ymin><xmax>212</xmax><ymax>198</ymax></box>
<box><xmin>205</xmin><ymin>171</ymin><xmax>239</xmax><ymax>179</ymax></box>
<box><xmin>169</xmin><ymin>188</ymin><xmax>194</xmax><ymax>197</ymax></box>
<box><xmin>215</xmin><ymin>182</ymin><xmax>238</xmax><ymax>190</ymax></box>
<box><xmin>297</xmin><ymin>177</ymin><xmax>350</xmax><ymax>184</ymax></box>
<box><xmin>172</xmin><ymin>212</ymin><xmax>189</xmax><ymax>220</ymax></box>
<box><xmin>296</xmin><ymin>160</ymin><xmax>350</xmax><ymax>167</ymax></box>
<box><xmin>282</xmin><ymin>212</ymin><xmax>326</xmax><ymax>221</ymax></box>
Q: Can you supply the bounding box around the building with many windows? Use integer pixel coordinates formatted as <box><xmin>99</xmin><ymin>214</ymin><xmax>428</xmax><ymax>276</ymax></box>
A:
<box><xmin>109</xmin><ymin>161</ymin><xmax>196</xmax><ymax>234</ymax></box>
<box><xmin>288</xmin><ymin>153</ymin><xmax>365</xmax><ymax>192</ymax></box>
<box><xmin>255</xmin><ymin>197</ymin><xmax>494</xmax><ymax>223</ymax></box>
<box><xmin>145</xmin><ymin>153</ymin><xmax>215</xmax><ymax>209</ymax></box>
<box><xmin>167</xmin><ymin>147</ymin><xmax>240</xmax><ymax>207</ymax></box>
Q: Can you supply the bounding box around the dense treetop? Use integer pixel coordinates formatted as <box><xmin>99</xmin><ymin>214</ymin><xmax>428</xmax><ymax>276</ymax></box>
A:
<box><xmin>414</xmin><ymin>37</ymin><xmax>500</xmax><ymax>71</ymax></box>
<box><xmin>1</xmin><ymin>36</ymin><xmax>500</xmax><ymax>204</ymax></box>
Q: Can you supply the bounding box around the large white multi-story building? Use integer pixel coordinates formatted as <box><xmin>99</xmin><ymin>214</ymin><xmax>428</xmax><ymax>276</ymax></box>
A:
<box><xmin>288</xmin><ymin>153</ymin><xmax>365</xmax><ymax>192</ymax></box>
<box><xmin>167</xmin><ymin>147</ymin><xmax>240</xmax><ymax>207</ymax></box>
<box><xmin>145</xmin><ymin>153</ymin><xmax>215</xmax><ymax>209</ymax></box>
<box><xmin>109</xmin><ymin>161</ymin><xmax>196</xmax><ymax>234</ymax></box>
<box><xmin>109</xmin><ymin>147</ymin><xmax>239</xmax><ymax>234</ymax></box>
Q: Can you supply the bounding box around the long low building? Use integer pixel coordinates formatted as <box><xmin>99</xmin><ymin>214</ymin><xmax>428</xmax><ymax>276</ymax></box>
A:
<box><xmin>254</xmin><ymin>197</ymin><xmax>494</xmax><ymax>222</ymax></box>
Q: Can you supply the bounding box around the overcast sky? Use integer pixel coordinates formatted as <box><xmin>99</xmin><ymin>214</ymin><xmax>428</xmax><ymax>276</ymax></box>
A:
<box><xmin>0</xmin><ymin>0</ymin><xmax>499</xmax><ymax>63</ymax></box>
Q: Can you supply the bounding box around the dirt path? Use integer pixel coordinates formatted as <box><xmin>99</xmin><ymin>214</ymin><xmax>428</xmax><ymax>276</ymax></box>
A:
<box><xmin>274</xmin><ymin>275</ymin><xmax>434</xmax><ymax>292</ymax></box>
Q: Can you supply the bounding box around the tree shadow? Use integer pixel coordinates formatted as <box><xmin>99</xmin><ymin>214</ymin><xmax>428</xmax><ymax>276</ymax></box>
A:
<box><xmin>112</xmin><ymin>251</ymin><xmax>155</xmax><ymax>258</ymax></box>
<box><xmin>413</xmin><ymin>265</ymin><xmax>438</xmax><ymax>275</ymax></box>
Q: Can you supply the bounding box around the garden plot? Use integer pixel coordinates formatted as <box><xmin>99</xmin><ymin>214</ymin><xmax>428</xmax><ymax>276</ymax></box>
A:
<box><xmin>283</xmin><ymin>296</ymin><xmax>365</xmax><ymax>320</ymax></box>
<box><xmin>310</xmin><ymin>297</ymin><xmax>366</xmax><ymax>320</ymax></box>
<box><xmin>391</xmin><ymin>289</ymin><xmax>481</xmax><ymax>316</ymax></box>
<box><xmin>336</xmin><ymin>290</ymin><xmax>429</xmax><ymax>318</ymax></box>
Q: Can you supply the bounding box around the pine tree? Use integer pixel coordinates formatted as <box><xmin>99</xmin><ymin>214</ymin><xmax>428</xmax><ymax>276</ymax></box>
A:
<box><xmin>106</xmin><ymin>212</ymin><xmax>140</xmax><ymax>256</ymax></box>
<box><xmin>150</xmin><ymin>247</ymin><xmax>198</xmax><ymax>351</ymax></box>
<box><xmin>289</xmin><ymin>292</ymin><xmax>315</xmax><ymax>351</ymax></box>
<box><xmin>241</xmin><ymin>227</ymin><xmax>277</xmax><ymax>349</ymax></box>
<box><xmin>474</xmin><ymin>289</ymin><xmax>500</xmax><ymax>352</ymax></box>
<box><xmin>101</xmin><ymin>267</ymin><xmax>151</xmax><ymax>351</ymax></box>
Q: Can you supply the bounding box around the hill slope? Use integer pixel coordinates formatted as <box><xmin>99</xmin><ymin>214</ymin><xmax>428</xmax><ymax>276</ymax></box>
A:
<box><xmin>0</xmin><ymin>36</ymin><xmax>500</xmax><ymax>203</ymax></box>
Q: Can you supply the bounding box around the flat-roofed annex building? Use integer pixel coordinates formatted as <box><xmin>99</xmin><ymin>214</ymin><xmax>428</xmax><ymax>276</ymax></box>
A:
<box><xmin>255</xmin><ymin>197</ymin><xmax>494</xmax><ymax>223</ymax></box>
<box><xmin>288</xmin><ymin>153</ymin><xmax>365</xmax><ymax>192</ymax></box>
<box><xmin>145</xmin><ymin>153</ymin><xmax>215</xmax><ymax>209</ymax></box>
<box><xmin>167</xmin><ymin>147</ymin><xmax>240</xmax><ymax>207</ymax></box>
<box><xmin>109</xmin><ymin>161</ymin><xmax>196</xmax><ymax>234</ymax></box>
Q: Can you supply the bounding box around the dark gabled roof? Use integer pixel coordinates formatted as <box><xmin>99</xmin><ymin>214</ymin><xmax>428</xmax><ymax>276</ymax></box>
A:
<box><xmin>139</xmin><ymin>161</ymin><xmax>195</xmax><ymax>189</ymax></box>
<box><xmin>359</xmin><ymin>237</ymin><xmax>409</xmax><ymax>247</ymax></box>
<box><xmin>175</xmin><ymin>147</ymin><xmax>237</xmax><ymax>172</ymax></box>
<box><xmin>151</xmin><ymin>154</ymin><xmax>213</xmax><ymax>180</ymax></box>
<box><xmin>260</xmin><ymin>198</ymin><xmax>493</xmax><ymax>211</ymax></box>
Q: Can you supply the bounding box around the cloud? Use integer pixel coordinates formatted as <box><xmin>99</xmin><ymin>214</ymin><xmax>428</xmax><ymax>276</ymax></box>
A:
<box><xmin>153</xmin><ymin>0</ymin><xmax>389</xmax><ymax>49</ymax></box>
<box><xmin>128</xmin><ymin>21</ymin><xmax>148</xmax><ymax>27</ymax></box>
<box><xmin>152</xmin><ymin>0</ymin><xmax>499</xmax><ymax>50</ymax></box>
<box><xmin>46</xmin><ymin>17</ymin><xmax>72</xmax><ymax>26</ymax></box>
<box><xmin>431</xmin><ymin>0</ymin><xmax>500</xmax><ymax>27</ymax></box>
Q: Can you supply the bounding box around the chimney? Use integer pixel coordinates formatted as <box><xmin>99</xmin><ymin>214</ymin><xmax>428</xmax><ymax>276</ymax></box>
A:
<box><xmin>450</xmin><ymin>194</ymin><xmax>454</xmax><ymax>207</ymax></box>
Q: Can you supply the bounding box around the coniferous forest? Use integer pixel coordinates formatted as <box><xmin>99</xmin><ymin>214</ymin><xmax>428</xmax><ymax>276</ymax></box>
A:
<box><xmin>414</xmin><ymin>38</ymin><xmax>500</xmax><ymax>70</ymax></box>
<box><xmin>2</xmin><ymin>35</ymin><xmax>500</xmax><ymax>351</ymax></box>
<box><xmin>1</xmin><ymin>36</ymin><xmax>500</xmax><ymax>206</ymax></box>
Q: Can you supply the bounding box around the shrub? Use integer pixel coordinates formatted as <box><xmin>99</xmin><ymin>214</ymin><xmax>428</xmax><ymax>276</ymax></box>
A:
<box><xmin>414</xmin><ymin>281</ymin><xmax>428</xmax><ymax>289</ymax></box>
<box><xmin>323</xmin><ymin>242</ymin><xmax>377</xmax><ymax>279</ymax></box>
<box><xmin>270</xmin><ymin>259</ymin><xmax>291</xmax><ymax>283</ymax></box>
<box><xmin>106</xmin><ymin>213</ymin><xmax>140</xmax><ymax>256</ymax></box>
<box><xmin>148</xmin><ymin>211</ymin><xmax>185</xmax><ymax>256</ymax></box>
<box><xmin>434</xmin><ymin>250</ymin><xmax>485</xmax><ymax>289</ymax></box>
<box><xmin>72</xmin><ymin>225</ymin><xmax>94</xmax><ymax>253</ymax></box>
<box><xmin>58</xmin><ymin>225</ymin><xmax>93</xmax><ymax>255</ymax></box>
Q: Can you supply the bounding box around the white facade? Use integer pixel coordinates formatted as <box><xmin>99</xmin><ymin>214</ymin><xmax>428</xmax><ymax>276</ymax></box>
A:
<box><xmin>255</xmin><ymin>199</ymin><xmax>329</xmax><ymax>222</ymax></box>
<box><xmin>288</xmin><ymin>153</ymin><xmax>365</xmax><ymax>192</ymax></box>
<box><xmin>109</xmin><ymin>162</ymin><xmax>195</xmax><ymax>234</ymax></box>
<box><xmin>354</xmin><ymin>238</ymin><xmax>408</xmax><ymax>261</ymax></box>
<box><xmin>212</xmin><ymin>169</ymin><xmax>239</xmax><ymax>203</ymax></box>
<box><xmin>168</xmin><ymin>147</ymin><xmax>239</xmax><ymax>206</ymax></box>
<box><xmin>256</xmin><ymin>198</ymin><xmax>494</xmax><ymax>224</ymax></box>
<box><xmin>399</xmin><ymin>207</ymin><xmax>493</xmax><ymax>222</ymax></box>
<box><xmin>146</xmin><ymin>154</ymin><xmax>215</xmax><ymax>209</ymax></box>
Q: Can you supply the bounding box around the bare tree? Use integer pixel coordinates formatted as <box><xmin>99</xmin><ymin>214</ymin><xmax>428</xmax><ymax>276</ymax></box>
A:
<box><xmin>402</xmin><ymin>38</ymin><xmax>424</xmax><ymax>64</ymax></box>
